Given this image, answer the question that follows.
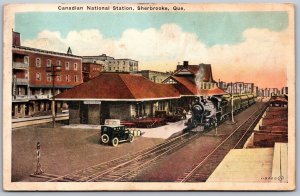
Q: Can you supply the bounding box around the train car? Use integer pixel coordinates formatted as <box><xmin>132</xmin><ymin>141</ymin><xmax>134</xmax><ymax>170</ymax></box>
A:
<box><xmin>248</xmin><ymin>94</ymin><xmax>255</xmax><ymax>105</ymax></box>
<box><xmin>240</xmin><ymin>95</ymin><xmax>249</xmax><ymax>109</ymax></box>
<box><xmin>232</xmin><ymin>95</ymin><xmax>242</xmax><ymax>113</ymax></box>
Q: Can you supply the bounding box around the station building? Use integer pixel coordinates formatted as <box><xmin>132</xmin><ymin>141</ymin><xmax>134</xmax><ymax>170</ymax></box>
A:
<box><xmin>12</xmin><ymin>31</ymin><xmax>83</xmax><ymax>118</ymax></box>
<box><xmin>56</xmin><ymin>73</ymin><xmax>181</xmax><ymax>125</ymax></box>
<box><xmin>56</xmin><ymin>61</ymin><xmax>226</xmax><ymax>125</ymax></box>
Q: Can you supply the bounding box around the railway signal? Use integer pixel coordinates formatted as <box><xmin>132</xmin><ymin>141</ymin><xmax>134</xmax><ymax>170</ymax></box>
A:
<box><xmin>34</xmin><ymin>142</ymin><xmax>43</xmax><ymax>175</ymax></box>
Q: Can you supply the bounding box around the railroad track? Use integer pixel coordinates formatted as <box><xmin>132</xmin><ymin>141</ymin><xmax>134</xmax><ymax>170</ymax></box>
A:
<box><xmin>176</xmin><ymin>102</ymin><xmax>269</xmax><ymax>182</ymax></box>
<box><xmin>31</xmin><ymin>103</ymin><xmax>267</xmax><ymax>182</ymax></box>
<box><xmin>37</xmin><ymin>130</ymin><xmax>202</xmax><ymax>182</ymax></box>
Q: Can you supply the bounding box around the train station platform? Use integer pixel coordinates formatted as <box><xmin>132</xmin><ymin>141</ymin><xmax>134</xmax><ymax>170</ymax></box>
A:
<box><xmin>207</xmin><ymin>143</ymin><xmax>288</xmax><ymax>183</ymax></box>
<box><xmin>140</xmin><ymin>115</ymin><xmax>190</xmax><ymax>139</ymax></box>
<box><xmin>62</xmin><ymin>115</ymin><xmax>191</xmax><ymax>139</ymax></box>
<box><xmin>12</xmin><ymin>113</ymin><xmax>69</xmax><ymax>129</ymax></box>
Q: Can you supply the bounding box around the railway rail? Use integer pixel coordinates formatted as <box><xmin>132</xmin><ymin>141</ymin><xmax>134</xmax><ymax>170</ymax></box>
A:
<box><xmin>176</xmin><ymin>102</ymin><xmax>269</xmax><ymax>182</ymax></box>
<box><xmin>31</xmin><ymin>103</ymin><xmax>267</xmax><ymax>182</ymax></box>
<box><xmin>31</xmin><ymin>130</ymin><xmax>202</xmax><ymax>182</ymax></box>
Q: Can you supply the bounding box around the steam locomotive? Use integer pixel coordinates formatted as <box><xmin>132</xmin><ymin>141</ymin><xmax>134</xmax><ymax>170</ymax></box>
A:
<box><xmin>186</xmin><ymin>94</ymin><xmax>256</xmax><ymax>130</ymax></box>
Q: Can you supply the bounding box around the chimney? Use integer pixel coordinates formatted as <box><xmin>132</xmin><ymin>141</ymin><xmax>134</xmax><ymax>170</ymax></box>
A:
<box><xmin>183</xmin><ymin>61</ymin><xmax>189</xmax><ymax>68</ymax></box>
<box><xmin>12</xmin><ymin>30</ymin><xmax>21</xmax><ymax>46</ymax></box>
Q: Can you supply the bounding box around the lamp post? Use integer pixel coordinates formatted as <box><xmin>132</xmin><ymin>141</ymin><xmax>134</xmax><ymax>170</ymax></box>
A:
<box><xmin>46</xmin><ymin>64</ymin><xmax>61</xmax><ymax>128</ymax></box>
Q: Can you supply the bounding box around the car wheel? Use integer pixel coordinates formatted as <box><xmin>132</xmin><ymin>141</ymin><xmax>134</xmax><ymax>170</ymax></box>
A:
<box><xmin>111</xmin><ymin>137</ymin><xmax>119</xmax><ymax>147</ymax></box>
<box><xmin>101</xmin><ymin>134</ymin><xmax>109</xmax><ymax>144</ymax></box>
<box><xmin>128</xmin><ymin>134</ymin><xmax>134</xmax><ymax>143</ymax></box>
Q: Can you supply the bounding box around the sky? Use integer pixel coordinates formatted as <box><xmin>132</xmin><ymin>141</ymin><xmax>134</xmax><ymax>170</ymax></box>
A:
<box><xmin>15</xmin><ymin>11</ymin><xmax>290</xmax><ymax>88</ymax></box>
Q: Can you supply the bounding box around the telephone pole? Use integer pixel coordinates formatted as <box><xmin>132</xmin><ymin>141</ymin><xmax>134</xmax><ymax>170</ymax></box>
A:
<box><xmin>231</xmin><ymin>82</ymin><xmax>235</xmax><ymax>123</ymax></box>
<box><xmin>46</xmin><ymin>64</ymin><xmax>61</xmax><ymax>128</ymax></box>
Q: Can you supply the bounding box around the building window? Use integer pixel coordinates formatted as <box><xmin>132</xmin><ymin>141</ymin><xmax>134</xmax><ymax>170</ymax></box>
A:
<box><xmin>74</xmin><ymin>63</ymin><xmax>78</xmax><ymax>70</ymax></box>
<box><xmin>36</xmin><ymin>58</ymin><xmax>41</xmax><ymax>67</ymax></box>
<box><xmin>57</xmin><ymin>60</ymin><xmax>61</xmax><ymax>66</ymax></box>
<box><xmin>123</xmin><ymin>61</ymin><xmax>125</xmax><ymax>65</ymax></box>
<box><xmin>47</xmin><ymin>73</ymin><xmax>51</xmax><ymax>82</ymax></box>
<box><xmin>74</xmin><ymin>75</ymin><xmax>78</xmax><ymax>82</ymax></box>
<box><xmin>24</xmin><ymin>56</ymin><xmax>29</xmax><ymax>64</ymax></box>
<box><xmin>66</xmin><ymin>75</ymin><xmax>70</xmax><ymax>82</ymax></box>
<box><xmin>18</xmin><ymin>105</ymin><xmax>22</xmax><ymax>113</ymax></box>
<box><xmin>47</xmin><ymin>59</ymin><xmax>51</xmax><ymax>67</ymax></box>
<box><xmin>66</xmin><ymin>62</ymin><xmax>70</xmax><ymax>70</ymax></box>
<box><xmin>36</xmin><ymin>73</ymin><xmax>41</xmax><ymax>81</ymax></box>
<box><xmin>57</xmin><ymin>75</ymin><xmax>61</xmax><ymax>81</ymax></box>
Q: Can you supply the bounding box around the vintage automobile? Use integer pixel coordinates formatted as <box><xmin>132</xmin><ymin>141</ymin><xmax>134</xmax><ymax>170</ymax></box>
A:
<box><xmin>99</xmin><ymin>125</ymin><xmax>134</xmax><ymax>147</ymax></box>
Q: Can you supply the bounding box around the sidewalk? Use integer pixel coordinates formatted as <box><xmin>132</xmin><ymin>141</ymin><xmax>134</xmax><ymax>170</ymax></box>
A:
<box><xmin>62</xmin><ymin>124</ymin><xmax>101</xmax><ymax>130</ymax></box>
<box><xmin>62</xmin><ymin>115</ymin><xmax>190</xmax><ymax>139</ymax></box>
<box><xmin>140</xmin><ymin>115</ymin><xmax>190</xmax><ymax>139</ymax></box>
<box><xmin>12</xmin><ymin>113</ymin><xmax>68</xmax><ymax>123</ymax></box>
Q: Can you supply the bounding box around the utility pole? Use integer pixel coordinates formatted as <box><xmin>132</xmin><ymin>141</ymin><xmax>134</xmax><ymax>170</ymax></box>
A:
<box><xmin>231</xmin><ymin>82</ymin><xmax>235</xmax><ymax>123</ymax></box>
<box><xmin>46</xmin><ymin>64</ymin><xmax>61</xmax><ymax>128</ymax></box>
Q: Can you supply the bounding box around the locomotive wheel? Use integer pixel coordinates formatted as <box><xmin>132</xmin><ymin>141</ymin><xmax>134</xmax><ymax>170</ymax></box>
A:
<box><xmin>112</xmin><ymin>138</ymin><xmax>119</xmax><ymax>147</ymax></box>
<box><xmin>101</xmin><ymin>134</ymin><xmax>109</xmax><ymax>144</ymax></box>
<box><xmin>128</xmin><ymin>134</ymin><xmax>134</xmax><ymax>143</ymax></box>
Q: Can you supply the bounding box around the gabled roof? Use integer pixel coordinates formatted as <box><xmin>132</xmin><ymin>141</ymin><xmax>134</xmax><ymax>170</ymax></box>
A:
<box><xmin>174</xmin><ymin>63</ymin><xmax>214</xmax><ymax>82</ymax></box>
<box><xmin>167</xmin><ymin>76</ymin><xmax>227</xmax><ymax>96</ymax></box>
<box><xmin>171</xmin><ymin>76</ymin><xmax>197</xmax><ymax>95</ymax></box>
<box><xmin>56</xmin><ymin>73</ymin><xmax>181</xmax><ymax>101</ymax></box>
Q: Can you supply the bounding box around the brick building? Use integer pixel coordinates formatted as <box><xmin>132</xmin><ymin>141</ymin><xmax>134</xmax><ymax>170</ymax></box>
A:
<box><xmin>12</xmin><ymin>31</ymin><xmax>83</xmax><ymax>118</ymax></box>
<box><xmin>82</xmin><ymin>62</ymin><xmax>105</xmax><ymax>82</ymax></box>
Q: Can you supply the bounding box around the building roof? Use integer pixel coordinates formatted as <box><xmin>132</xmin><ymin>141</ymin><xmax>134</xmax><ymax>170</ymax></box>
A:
<box><xmin>170</xmin><ymin>76</ymin><xmax>227</xmax><ymax>96</ymax></box>
<box><xmin>175</xmin><ymin>63</ymin><xmax>214</xmax><ymax>82</ymax></box>
<box><xmin>270</xmin><ymin>96</ymin><xmax>288</xmax><ymax>104</ymax></box>
<box><xmin>56</xmin><ymin>73</ymin><xmax>181</xmax><ymax>101</ymax></box>
<box><xmin>13</xmin><ymin>45</ymin><xmax>82</xmax><ymax>59</ymax></box>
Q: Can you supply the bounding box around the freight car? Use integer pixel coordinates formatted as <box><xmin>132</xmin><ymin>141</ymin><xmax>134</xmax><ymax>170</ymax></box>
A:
<box><xmin>186</xmin><ymin>93</ymin><xmax>256</xmax><ymax>130</ymax></box>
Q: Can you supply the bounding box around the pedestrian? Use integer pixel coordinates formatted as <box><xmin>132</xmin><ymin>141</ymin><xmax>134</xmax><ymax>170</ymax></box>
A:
<box><xmin>183</xmin><ymin>109</ymin><xmax>187</xmax><ymax>119</ymax></box>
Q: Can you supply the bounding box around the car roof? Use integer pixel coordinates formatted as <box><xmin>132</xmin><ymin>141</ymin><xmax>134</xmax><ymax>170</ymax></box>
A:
<box><xmin>102</xmin><ymin>125</ymin><xmax>125</xmax><ymax>128</ymax></box>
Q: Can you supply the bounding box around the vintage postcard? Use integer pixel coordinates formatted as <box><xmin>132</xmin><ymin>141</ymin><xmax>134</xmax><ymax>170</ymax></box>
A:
<box><xmin>2</xmin><ymin>3</ymin><xmax>295</xmax><ymax>191</ymax></box>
